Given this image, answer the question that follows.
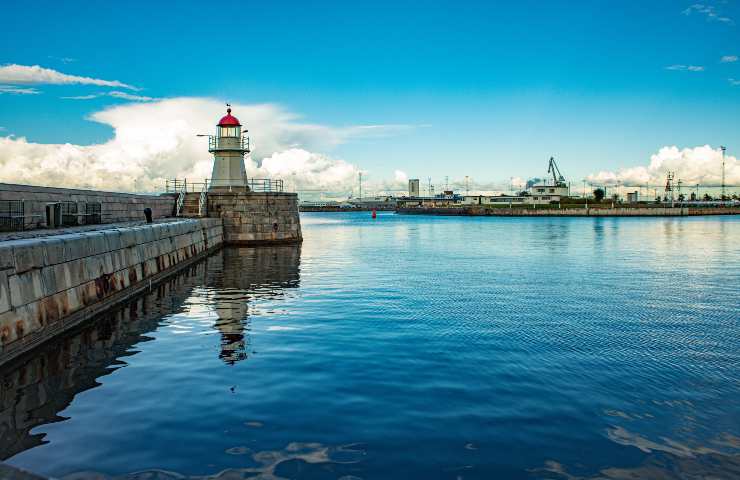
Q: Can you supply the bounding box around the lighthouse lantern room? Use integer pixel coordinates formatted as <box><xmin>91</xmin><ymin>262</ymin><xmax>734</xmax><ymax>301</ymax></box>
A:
<box><xmin>208</xmin><ymin>106</ymin><xmax>250</xmax><ymax>191</ymax></box>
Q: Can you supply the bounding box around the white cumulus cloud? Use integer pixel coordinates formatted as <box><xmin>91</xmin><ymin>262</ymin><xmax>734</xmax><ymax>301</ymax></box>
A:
<box><xmin>0</xmin><ymin>64</ymin><xmax>137</xmax><ymax>90</ymax></box>
<box><xmin>0</xmin><ymin>97</ymin><xmax>404</xmax><ymax>194</ymax></box>
<box><xmin>587</xmin><ymin>145</ymin><xmax>739</xmax><ymax>187</ymax></box>
<box><xmin>721</xmin><ymin>55</ymin><xmax>738</xmax><ymax>63</ymax></box>
<box><xmin>260</xmin><ymin>148</ymin><xmax>359</xmax><ymax>193</ymax></box>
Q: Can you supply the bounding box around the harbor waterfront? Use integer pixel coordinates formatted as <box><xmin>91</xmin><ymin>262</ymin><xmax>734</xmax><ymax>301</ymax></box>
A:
<box><xmin>2</xmin><ymin>212</ymin><xmax>739</xmax><ymax>479</ymax></box>
<box><xmin>4</xmin><ymin>3</ymin><xmax>740</xmax><ymax>479</ymax></box>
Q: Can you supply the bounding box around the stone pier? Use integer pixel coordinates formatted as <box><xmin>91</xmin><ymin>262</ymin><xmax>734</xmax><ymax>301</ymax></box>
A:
<box><xmin>0</xmin><ymin>218</ymin><xmax>223</xmax><ymax>364</ymax></box>
<box><xmin>207</xmin><ymin>191</ymin><xmax>302</xmax><ymax>245</ymax></box>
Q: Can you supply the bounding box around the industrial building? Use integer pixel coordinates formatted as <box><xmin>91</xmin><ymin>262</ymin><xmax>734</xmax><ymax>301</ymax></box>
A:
<box><xmin>408</xmin><ymin>179</ymin><xmax>420</xmax><ymax>197</ymax></box>
<box><xmin>396</xmin><ymin>192</ymin><xmax>559</xmax><ymax>209</ymax></box>
<box><xmin>526</xmin><ymin>157</ymin><xmax>570</xmax><ymax>197</ymax></box>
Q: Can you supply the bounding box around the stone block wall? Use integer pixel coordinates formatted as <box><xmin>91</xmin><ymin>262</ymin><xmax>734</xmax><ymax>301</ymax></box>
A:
<box><xmin>0</xmin><ymin>218</ymin><xmax>223</xmax><ymax>364</ymax></box>
<box><xmin>687</xmin><ymin>207</ymin><xmax>740</xmax><ymax>215</ymax></box>
<box><xmin>208</xmin><ymin>191</ymin><xmax>302</xmax><ymax>245</ymax></box>
<box><xmin>0</xmin><ymin>183</ymin><xmax>176</xmax><ymax>229</ymax></box>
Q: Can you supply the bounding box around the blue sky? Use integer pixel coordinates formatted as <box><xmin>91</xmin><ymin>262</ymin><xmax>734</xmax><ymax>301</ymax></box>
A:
<box><xmin>1</xmin><ymin>0</ymin><xmax>739</xmax><ymax>190</ymax></box>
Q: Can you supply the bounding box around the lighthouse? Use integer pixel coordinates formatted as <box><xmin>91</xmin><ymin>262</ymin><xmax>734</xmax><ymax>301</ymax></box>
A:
<box><xmin>208</xmin><ymin>106</ymin><xmax>250</xmax><ymax>191</ymax></box>
<box><xmin>192</xmin><ymin>105</ymin><xmax>302</xmax><ymax>245</ymax></box>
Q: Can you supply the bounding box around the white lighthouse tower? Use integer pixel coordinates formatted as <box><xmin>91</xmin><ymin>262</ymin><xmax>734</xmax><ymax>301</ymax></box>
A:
<box><xmin>199</xmin><ymin>105</ymin><xmax>302</xmax><ymax>245</ymax></box>
<box><xmin>208</xmin><ymin>106</ymin><xmax>250</xmax><ymax>191</ymax></box>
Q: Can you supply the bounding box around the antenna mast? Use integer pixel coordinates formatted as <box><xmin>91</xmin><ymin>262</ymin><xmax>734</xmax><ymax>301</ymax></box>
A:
<box><xmin>721</xmin><ymin>146</ymin><xmax>726</xmax><ymax>200</ymax></box>
<box><xmin>665</xmin><ymin>171</ymin><xmax>675</xmax><ymax>203</ymax></box>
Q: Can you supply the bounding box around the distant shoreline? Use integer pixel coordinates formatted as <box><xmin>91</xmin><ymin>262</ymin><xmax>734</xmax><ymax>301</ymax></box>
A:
<box><xmin>298</xmin><ymin>205</ymin><xmax>740</xmax><ymax>216</ymax></box>
<box><xmin>396</xmin><ymin>206</ymin><xmax>740</xmax><ymax>217</ymax></box>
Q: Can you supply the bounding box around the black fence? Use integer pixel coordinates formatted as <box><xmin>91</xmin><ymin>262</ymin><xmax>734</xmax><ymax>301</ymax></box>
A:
<box><xmin>60</xmin><ymin>201</ymin><xmax>79</xmax><ymax>226</ymax></box>
<box><xmin>0</xmin><ymin>200</ymin><xmax>24</xmax><ymax>232</ymax></box>
<box><xmin>85</xmin><ymin>202</ymin><xmax>101</xmax><ymax>225</ymax></box>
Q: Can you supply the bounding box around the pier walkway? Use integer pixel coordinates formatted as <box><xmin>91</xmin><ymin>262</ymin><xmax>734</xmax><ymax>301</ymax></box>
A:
<box><xmin>0</xmin><ymin>217</ymin><xmax>224</xmax><ymax>365</ymax></box>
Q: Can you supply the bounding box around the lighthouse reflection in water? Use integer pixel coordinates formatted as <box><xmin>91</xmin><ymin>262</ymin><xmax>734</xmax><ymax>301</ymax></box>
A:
<box><xmin>0</xmin><ymin>245</ymin><xmax>301</xmax><ymax>466</ymax></box>
<box><xmin>203</xmin><ymin>247</ymin><xmax>301</xmax><ymax>365</ymax></box>
<box><xmin>196</xmin><ymin>246</ymin><xmax>300</xmax><ymax>364</ymax></box>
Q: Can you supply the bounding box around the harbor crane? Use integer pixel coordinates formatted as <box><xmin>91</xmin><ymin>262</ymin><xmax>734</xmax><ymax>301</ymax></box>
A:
<box><xmin>547</xmin><ymin>157</ymin><xmax>567</xmax><ymax>187</ymax></box>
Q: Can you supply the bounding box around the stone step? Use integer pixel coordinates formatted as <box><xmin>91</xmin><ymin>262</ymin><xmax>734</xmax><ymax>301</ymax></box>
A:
<box><xmin>179</xmin><ymin>192</ymin><xmax>205</xmax><ymax>217</ymax></box>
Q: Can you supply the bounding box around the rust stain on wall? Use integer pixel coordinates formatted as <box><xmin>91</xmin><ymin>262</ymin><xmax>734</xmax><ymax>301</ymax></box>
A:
<box><xmin>41</xmin><ymin>296</ymin><xmax>59</xmax><ymax>324</ymax></box>
<box><xmin>128</xmin><ymin>267</ymin><xmax>138</xmax><ymax>284</ymax></box>
<box><xmin>1</xmin><ymin>326</ymin><xmax>11</xmax><ymax>344</ymax></box>
<box><xmin>59</xmin><ymin>292</ymin><xmax>70</xmax><ymax>316</ymax></box>
<box><xmin>14</xmin><ymin>321</ymin><xmax>24</xmax><ymax>340</ymax></box>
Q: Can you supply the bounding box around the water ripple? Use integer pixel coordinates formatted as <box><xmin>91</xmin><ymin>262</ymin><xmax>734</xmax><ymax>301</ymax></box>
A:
<box><xmin>1</xmin><ymin>214</ymin><xmax>739</xmax><ymax>479</ymax></box>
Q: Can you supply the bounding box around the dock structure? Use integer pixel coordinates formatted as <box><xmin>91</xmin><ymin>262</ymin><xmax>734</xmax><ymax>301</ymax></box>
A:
<box><xmin>396</xmin><ymin>206</ymin><xmax>740</xmax><ymax>216</ymax></box>
<box><xmin>0</xmin><ymin>106</ymin><xmax>302</xmax><ymax>365</ymax></box>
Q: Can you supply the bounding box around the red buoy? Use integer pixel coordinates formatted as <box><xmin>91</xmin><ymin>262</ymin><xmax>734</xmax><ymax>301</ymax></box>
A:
<box><xmin>371</xmin><ymin>209</ymin><xmax>377</xmax><ymax>219</ymax></box>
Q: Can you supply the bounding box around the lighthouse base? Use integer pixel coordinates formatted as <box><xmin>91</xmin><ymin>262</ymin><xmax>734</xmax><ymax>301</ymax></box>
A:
<box><xmin>207</xmin><ymin>191</ymin><xmax>302</xmax><ymax>245</ymax></box>
<box><xmin>208</xmin><ymin>185</ymin><xmax>250</xmax><ymax>193</ymax></box>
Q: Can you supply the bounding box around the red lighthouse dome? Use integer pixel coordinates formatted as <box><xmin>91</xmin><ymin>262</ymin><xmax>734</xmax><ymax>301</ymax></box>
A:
<box><xmin>218</xmin><ymin>107</ymin><xmax>241</xmax><ymax>126</ymax></box>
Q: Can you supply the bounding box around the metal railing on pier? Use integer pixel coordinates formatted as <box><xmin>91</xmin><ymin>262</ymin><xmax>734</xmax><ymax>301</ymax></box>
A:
<box><xmin>0</xmin><ymin>199</ymin><xmax>25</xmax><ymax>231</ymax></box>
<box><xmin>166</xmin><ymin>179</ymin><xmax>209</xmax><ymax>193</ymax></box>
<box><xmin>248</xmin><ymin>178</ymin><xmax>284</xmax><ymax>192</ymax></box>
<box><xmin>165</xmin><ymin>178</ymin><xmax>284</xmax><ymax>194</ymax></box>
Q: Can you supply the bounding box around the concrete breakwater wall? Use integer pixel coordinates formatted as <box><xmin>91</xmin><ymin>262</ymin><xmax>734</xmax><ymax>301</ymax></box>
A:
<box><xmin>299</xmin><ymin>206</ymin><xmax>396</xmax><ymax>212</ymax></box>
<box><xmin>208</xmin><ymin>191</ymin><xmax>302</xmax><ymax>245</ymax></box>
<box><xmin>398</xmin><ymin>207</ymin><xmax>740</xmax><ymax>216</ymax></box>
<box><xmin>474</xmin><ymin>207</ymin><xmax>692</xmax><ymax>216</ymax></box>
<box><xmin>0</xmin><ymin>218</ymin><xmax>223</xmax><ymax>364</ymax></box>
<box><xmin>0</xmin><ymin>183</ymin><xmax>175</xmax><ymax>229</ymax></box>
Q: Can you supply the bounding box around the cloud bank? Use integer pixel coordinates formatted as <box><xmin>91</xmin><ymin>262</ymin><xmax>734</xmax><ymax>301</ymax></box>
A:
<box><xmin>0</xmin><ymin>97</ymin><xmax>399</xmax><ymax>194</ymax></box>
<box><xmin>2</xmin><ymin>98</ymin><xmax>735</xmax><ymax>198</ymax></box>
<box><xmin>587</xmin><ymin>145</ymin><xmax>739</xmax><ymax>187</ymax></box>
<box><xmin>0</xmin><ymin>64</ymin><xmax>137</xmax><ymax>90</ymax></box>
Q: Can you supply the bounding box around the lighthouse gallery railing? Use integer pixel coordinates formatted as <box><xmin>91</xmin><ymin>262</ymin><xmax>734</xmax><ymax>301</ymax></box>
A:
<box><xmin>207</xmin><ymin>136</ymin><xmax>250</xmax><ymax>153</ymax></box>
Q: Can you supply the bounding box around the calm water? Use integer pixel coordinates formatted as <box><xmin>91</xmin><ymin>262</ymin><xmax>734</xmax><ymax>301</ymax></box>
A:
<box><xmin>2</xmin><ymin>213</ymin><xmax>740</xmax><ymax>479</ymax></box>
